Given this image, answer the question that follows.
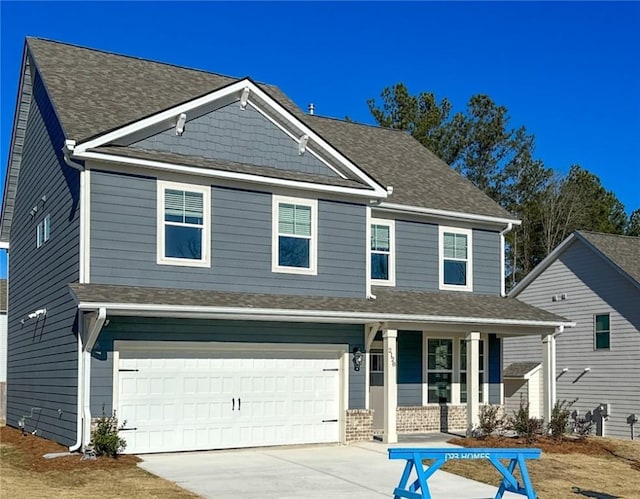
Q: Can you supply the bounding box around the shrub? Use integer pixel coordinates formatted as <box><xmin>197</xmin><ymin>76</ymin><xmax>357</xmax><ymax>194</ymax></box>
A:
<box><xmin>510</xmin><ymin>395</ymin><xmax>543</xmax><ymax>443</ymax></box>
<box><xmin>548</xmin><ymin>399</ymin><xmax>577</xmax><ymax>440</ymax></box>
<box><xmin>91</xmin><ymin>411</ymin><xmax>127</xmax><ymax>458</ymax></box>
<box><xmin>477</xmin><ymin>405</ymin><xmax>506</xmax><ymax>439</ymax></box>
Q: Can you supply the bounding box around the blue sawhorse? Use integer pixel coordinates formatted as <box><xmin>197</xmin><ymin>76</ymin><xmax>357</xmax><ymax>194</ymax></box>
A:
<box><xmin>388</xmin><ymin>447</ymin><xmax>541</xmax><ymax>499</ymax></box>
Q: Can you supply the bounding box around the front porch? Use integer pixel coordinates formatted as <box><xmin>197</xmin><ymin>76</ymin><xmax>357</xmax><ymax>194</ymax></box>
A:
<box><xmin>358</xmin><ymin>320</ymin><xmax>572</xmax><ymax>444</ymax></box>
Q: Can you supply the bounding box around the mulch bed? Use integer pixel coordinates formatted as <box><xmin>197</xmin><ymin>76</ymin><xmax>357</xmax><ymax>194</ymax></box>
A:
<box><xmin>449</xmin><ymin>434</ymin><xmax>623</xmax><ymax>458</ymax></box>
<box><xmin>0</xmin><ymin>425</ymin><xmax>140</xmax><ymax>472</ymax></box>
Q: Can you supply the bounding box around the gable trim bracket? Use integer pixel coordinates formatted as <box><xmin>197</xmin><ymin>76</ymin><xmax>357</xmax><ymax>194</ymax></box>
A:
<box><xmin>69</xmin><ymin>78</ymin><xmax>388</xmax><ymax>199</ymax></box>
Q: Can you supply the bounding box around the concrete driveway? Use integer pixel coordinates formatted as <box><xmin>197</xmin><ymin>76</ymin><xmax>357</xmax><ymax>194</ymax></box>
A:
<box><xmin>138</xmin><ymin>435</ymin><xmax>523</xmax><ymax>498</ymax></box>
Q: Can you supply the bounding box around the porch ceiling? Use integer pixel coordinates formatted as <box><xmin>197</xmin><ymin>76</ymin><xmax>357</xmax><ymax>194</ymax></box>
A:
<box><xmin>69</xmin><ymin>283</ymin><xmax>572</xmax><ymax>333</ymax></box>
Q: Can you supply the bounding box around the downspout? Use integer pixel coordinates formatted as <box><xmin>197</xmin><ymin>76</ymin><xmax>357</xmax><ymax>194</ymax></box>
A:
<box><xmin>62</xmin><ymin>140</ymin><xmax>84</xmax><ymax>171</ymax></box>
<box><xmin>66</xmin><ymin>138</ymin><xmax>86</xmax><ymax>452</ymax></box>
<box><xmin>69</xmin><ymin>333</ymin><xmax>83</xmax><ymax>452</ymax></box>
<box><xmin>500</xmin><ymin>222</ymin><xmax>513</xmax><ymax>297</ymax></box>
<box><xmin>69</xmin><ymin>307</ymin><xmax>106</xmax><ymax>452</ymax></box>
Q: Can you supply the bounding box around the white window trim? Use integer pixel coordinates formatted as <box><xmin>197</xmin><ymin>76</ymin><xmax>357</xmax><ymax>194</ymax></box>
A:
<box><xmin>157</xmin><ymin>180</ymin><xmax>211</xmax><ymax>268</ymax></box>
<box><xmin>43</xmin><ymin>214</ymin><xmax>51</xmax><ymax>242</ymax></box>
<box><xmin>36</xmin><ymin>221</ymin><xmax>43</xmax><ymax>248</ymax></box>
<box><xmin>370</xmin><ymin>218</ymin><xmax>396</xmax><ymax>286</ymax></box>
<box><xmin>593</xmin><ymin>312</ymin><xmax>611</xmax><ymax>351</ymax></box>
<box><xmin>271</xmin><ymin>194</ymin><xmax>318</xmax><ymax>275</ymax></box>
<box><xmin>439</xmin><ymin>226</ymin><xmax>473</xmax><ymax>292</ymax></box>
<box><xmin>425</xmin><ymin>337</ymin><xmax>455</xmax><ymax>405</ymax></box>
<box><xmin>459</xmin><ymin>338</ymin><xmax>487</xmax><ymax>405</ymax></box>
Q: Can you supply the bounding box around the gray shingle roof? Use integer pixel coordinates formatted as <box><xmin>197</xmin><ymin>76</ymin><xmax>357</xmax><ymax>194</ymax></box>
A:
<box><xmin>22</xmin><ymin>37</ymin><xmax>513</xmax><ymax>220</ymax></box>
<box><xmin>68</xmin><ymin>283</ymin><xmax>569</xmax><ymax>325</ymax></box>
<box><xmin>503</xmin><ymin>362</ymin><xmax>541</xmax><ymax>378</ymax></box>
<box><xmin>577</xmin><ymin>231</ymin><xmax>640</xmax><ymax>285</ymax></box>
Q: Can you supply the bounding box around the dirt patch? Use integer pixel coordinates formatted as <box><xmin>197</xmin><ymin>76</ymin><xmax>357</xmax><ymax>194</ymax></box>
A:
<box><xmin>442</xmin><ymin>435</ymin><xmax>640</xmax><ymax>499</ymax></box>
<box><xmin>0</xmin><ymin>425</ymin><xmax>140</xmax><ymax>471</ymax></box>
<box><xmin>0</xmin><ymin>426</ymin><xmax>198</xmax><ymax>499</ymax></box>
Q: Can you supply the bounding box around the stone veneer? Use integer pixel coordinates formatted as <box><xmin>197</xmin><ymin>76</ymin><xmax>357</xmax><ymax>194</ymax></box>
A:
<box><xmin>345</xmin><ymin>409</ymin><xmax>374</xmax><ymax>443</ymax></box>
<box><xmin>397</xmin><ymin>405</ymin><xmax>467</xmax><ymax>433</ymax></box>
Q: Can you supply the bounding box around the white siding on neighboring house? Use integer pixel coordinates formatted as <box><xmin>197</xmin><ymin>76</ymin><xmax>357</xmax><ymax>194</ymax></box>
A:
<box><xmin>0</xmin><ymin>313</ymin><xmax>7</xmax><ymax>423</ymax></box>
<box><xmin>504</xmin><ymin>239</ymin><xmax>640</xmax><ymax>439</ymax></box>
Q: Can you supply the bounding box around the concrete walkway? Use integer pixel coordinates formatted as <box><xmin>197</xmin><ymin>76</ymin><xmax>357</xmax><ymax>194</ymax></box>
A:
<box><xmin>138</xmin><ymin>435</ymin><xmax>523</xmax><ymax>498</ymax></box>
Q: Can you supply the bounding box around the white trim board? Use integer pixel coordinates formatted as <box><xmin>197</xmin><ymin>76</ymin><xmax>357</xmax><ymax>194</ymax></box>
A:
<box><xmin>77</xmin><ymin>301</ymin><xmax>574</xmax><ymax>329</ymax></box>
<box><xmin>71</xmin><ymin>79</ymin><xmax>388</xmax><ymax>199</ymax></box>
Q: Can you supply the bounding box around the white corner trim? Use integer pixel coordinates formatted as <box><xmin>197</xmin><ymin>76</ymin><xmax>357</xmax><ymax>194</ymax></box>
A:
<box><xmin>365</xmin><ymin>207</ymin><xmax>372</xmax><ymax>297</ymax></box>
<box><xmin>157</xmin><ymin>180</ymin><xmax>211</xmax><ymax>268</ymax></box>
<box><xmin>377</xmin><ymin>203</ymin><xmax>520</xmax><ymax>226</ymax></box>
<box><xmin>0</xmin><ymin>242</ymin><xmax>9</xmax><ymax>250</ymax></box>
<box><xmin>271</xmin><ymin>194</ymin><xmax>318</xmax><ymax>275</ymax></box>
<box><xmin>74</xmin><ymin>150</ymin><xmax>380</xmax><ymax>199</ymax></box>
<box><xmin>438</xmin><ymin>226</ymin><xmax>473</xmax><ymax>292</ymax></box>
<box><xmin>79</xmin><ymin>170</ymin><xmax>91</xmax><ymax>283</ymax></box>
<box><xmin>370</xmin><ymin>217</ymin><xmax>396</xmax><ymax>287</ymax></box>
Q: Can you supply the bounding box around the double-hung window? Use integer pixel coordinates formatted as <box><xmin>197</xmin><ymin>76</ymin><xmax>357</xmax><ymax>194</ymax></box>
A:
<box><xmin>594</xmin><ymin>313</ymin><xmax>610</xmax><ymax>350</ymax></box>
<box><xmin>157</xmin><ymin>181</ymin><xmax>210</xmax><ymax>267</ymax></box>
<box><xmin>370</xmin><ymin>219</ymin><xmax>395</xmax><ymax>285</ymax></box>
<box><xmin>439</xmin><ymin>226</ymin><xmax>473</xmax><ymax>291</ymax></box>
<box><xmin>460</xmin><ymin>339</ymin><xmax>485</xmax><ymax>403</ymax></box>
<box><xmin>272</xmin><ymin>195</ymin><xmax>317</xmax><ymax>275</ymax></box>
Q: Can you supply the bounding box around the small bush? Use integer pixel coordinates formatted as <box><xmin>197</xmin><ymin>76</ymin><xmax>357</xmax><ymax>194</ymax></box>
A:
<box><xmin>511</xmin><ymin>395</ymin><xmax>531</xmax><ymax>435</ymax></box>
<box><xmin>548</xmin><ymin>399</ymin><xmax>577</xmax><ymax>440</ymax></box>
<box><xmin>91</xmin><ymin>411</ymin><xmax>127</xmax><ymax>458</ymax></box>
<box><xmin>510</xmin><ymin>395</ymin><xmax>543</xmax><ymax>443</ymax></box>
<box><xmin>477</xmin><ymin>405</ymin><xmax>506</xmax><ymax>439</ymax></box>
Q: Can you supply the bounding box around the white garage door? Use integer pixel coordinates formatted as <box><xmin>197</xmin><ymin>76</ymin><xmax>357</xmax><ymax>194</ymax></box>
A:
<box><xmin>116</xmin><ymin>348</ymin><xmax>341</xmax><ymax>454</ymax></box>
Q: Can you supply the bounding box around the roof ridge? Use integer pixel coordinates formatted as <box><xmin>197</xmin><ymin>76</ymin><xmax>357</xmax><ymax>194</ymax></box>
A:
<box><xmin>307</xmin><ymin>114</ymin><xmax>409</xmax><ymax>134</ymax></box>
<box><xmin>577</xmin><ymin>229</ymin><xmax>639</xmax><ymax>241</ymax></box>
<box><xmin>26</xmin><ymin>36</ymin><xmax>246</xmax><ymax>82</ymax></box>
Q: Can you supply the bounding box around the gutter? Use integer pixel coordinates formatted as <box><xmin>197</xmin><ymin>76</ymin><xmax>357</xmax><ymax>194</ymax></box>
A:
<box><xmin>377</xmin><ymin>202</ymin><xmax>521</xmax><ymax>226</ymax></box>
<box><xmin>62</xmin><ymin>140</ymin><xmax>84</xmax><ymax>171</ymax></box>
<box><xmin>500</xmin><ymin>222</ymin><xmax>514</xmax><ymax>297</ymax></box>
<box><xmin>76</xmin><ymin>302</ymin><xmax>575</xmax><ymax>329</ymax></box>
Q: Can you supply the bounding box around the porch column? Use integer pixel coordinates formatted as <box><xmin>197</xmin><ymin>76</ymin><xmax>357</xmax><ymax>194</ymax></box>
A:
<box><xmin>383</xmin><ymin>328</ymin><xmax>398</xmax><ymax>444</ymax></box>
<box><xmin>542</xmin><ymin>333</ymin><xmax>557</xmax><ymax>424</ymax></box>
<box><xmin>466</xmin><ymin>331</ymin><xmax>481</xmax><ymax>434</ymax></box>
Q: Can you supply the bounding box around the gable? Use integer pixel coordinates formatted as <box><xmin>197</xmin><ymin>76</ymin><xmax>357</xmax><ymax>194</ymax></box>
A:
<box><xmin>129</xmin><ymin>101</ymin><xmax>340</xmax><ymax>179</ymax></box>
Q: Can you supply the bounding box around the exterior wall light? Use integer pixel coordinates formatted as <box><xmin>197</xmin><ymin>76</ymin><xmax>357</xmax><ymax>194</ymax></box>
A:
<box><xmin>352</xmin><ymin>347</ymin><xmax>364</xmax><ymax>371</ymax></box>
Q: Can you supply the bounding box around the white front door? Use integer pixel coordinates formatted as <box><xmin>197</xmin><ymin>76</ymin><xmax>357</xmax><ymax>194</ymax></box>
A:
<box><xmin>116</xmin><ymin>348</ymin><xmax>341</xmax><ymax>454</ymax></box>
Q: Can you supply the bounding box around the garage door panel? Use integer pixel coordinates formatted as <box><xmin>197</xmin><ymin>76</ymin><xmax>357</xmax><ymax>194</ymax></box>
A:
<box><xmin>117</xmin><ymin>349</ymin><xmax>341</xmax><ymax>453</ymax></box>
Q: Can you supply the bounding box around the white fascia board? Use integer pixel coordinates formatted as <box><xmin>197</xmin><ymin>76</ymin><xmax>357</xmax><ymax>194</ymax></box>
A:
<box><xmin>74</xmin><ymin>150</ymin><xmax>380</xmax><ymax>199</ymax></box>
<box><xmin>377</xmin><ymin>202</ymin><xmax>521</xmax><ymax>227</ymax></box>
<box><xmin>73</xmin><ymin>80</ymin><xmax>251</xmax><ymax>153</ymax></box>
<box><xmin>247</xmin><ymin>85</ymin><xmax>386</xmax><ymax>194</ymax></box>
<box><xmin>72</xmin><ymin>78</ymin><xmax>387</xmax><ymax>198</ymax></box>
<box><xmin>0</xmin><ymin>242</ymin><xmax>9</xmax><ymax>250</ymax></box>
<box><xmin>509</xmin><ymin>233</ymin><xmax>578</xmax><ymax>297</ymax></box>
<box><xmin>76</xmin><ymin>301</ymin><xmax>574</xmax><ymax>329</ymax></box>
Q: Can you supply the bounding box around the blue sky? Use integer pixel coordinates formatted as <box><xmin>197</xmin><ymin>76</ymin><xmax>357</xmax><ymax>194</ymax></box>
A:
<box><xmin>1</xmin><ymin>1</ymin><xmax>639</xmax><ymax>276</ymax></box>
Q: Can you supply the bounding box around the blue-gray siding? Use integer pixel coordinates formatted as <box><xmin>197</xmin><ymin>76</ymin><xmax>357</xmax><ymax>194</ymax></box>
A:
<box><xmin>6</xmin><ymin>66</ymin><xmax>80</xmax><ymax>445</ymax></box>
<box><xmin>395</xmin><ymin>220</ymin><xmax>500</xmax><ymax>295</ymax></box>
<box><xmin>90</xmin><ymin>318</ymin><xmax>365</xmax><ymax>414</ymax></box>
<box><xmin>132</xmin><ymin>102</ymin><xmax>336</xmax><ymax>177</ymax></box>
<box><xmin>397</xmin><ymin>331</ymin><xmax>423</xmax><ymax>406</ymax></box>
<box><xmin>90</xmin><ymin>171</ymin><xmax>366</xmax><ymax>297</ymax></box>
<box><xmin>504</xmin><ymin>240</ymin><xmax>640</xmax><ymax>439</ymax></box>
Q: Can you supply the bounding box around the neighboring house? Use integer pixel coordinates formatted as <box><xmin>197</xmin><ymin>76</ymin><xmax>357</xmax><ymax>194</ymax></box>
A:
<box><xmin>504</xmin><ymin>231</ymin><xmax>640</xmax><ymax>439</ymax></box>
<box><xmin>0</xmin><ymin>38</ymin><xmax>572</xmax><ymax>454</ymax></box>
<box><xmin>0</xmin><ymin>279</ymin><xmax>7</xmax><ymax>424</ymax></box>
